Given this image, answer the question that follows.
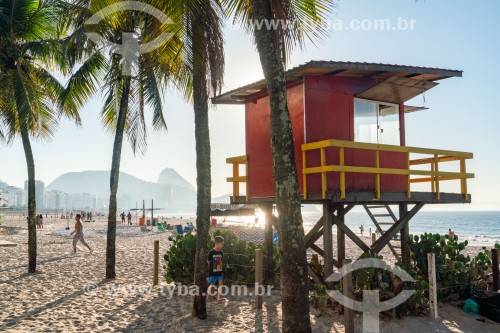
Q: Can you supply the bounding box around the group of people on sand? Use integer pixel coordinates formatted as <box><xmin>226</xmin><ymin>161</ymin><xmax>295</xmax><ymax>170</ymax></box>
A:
<box><xmin>120</xmin><ymin>212</ymin><xmax>133</xmax><ymax>225</ymax></box>
<box><xmin>35</xmin><ymin>214</ymin><xmax>43</xmax><ymax>229</ymax></box>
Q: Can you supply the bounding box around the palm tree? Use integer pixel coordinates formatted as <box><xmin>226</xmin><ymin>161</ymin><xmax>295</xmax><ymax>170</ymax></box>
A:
<box><xmin>154</xmin><ymin>0</ymin><xmax>225</xmax><ymax>319</ymax></box>
<box><xmin>224</xmin><ymin>0</ymin><xmax>333</xmax><ymax>331</ymax></box>
<box><xmin>60</xmin><ymin>0</ymin><xmax>186</xmax><ymax>278</ymax></box>
<box><xmin>0</xmin><ymin>0</ymin><xmax>80</xmax><ymax>272</ymax></box>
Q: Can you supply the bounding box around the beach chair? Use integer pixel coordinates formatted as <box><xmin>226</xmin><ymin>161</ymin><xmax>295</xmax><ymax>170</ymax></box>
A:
<box><xmin>175</xmin><ymin>224</ymin><xmax>184</xmax><ymax>235</ymax></box>
<box><xmin>158</xmin><ymin>224</ymin><xmax>165</xmax><ymax>232</ymax></box>
<box><xmin>140</xmin><ymin>226</ymin><xmax>153</xmax><ymax>232</ymax></box>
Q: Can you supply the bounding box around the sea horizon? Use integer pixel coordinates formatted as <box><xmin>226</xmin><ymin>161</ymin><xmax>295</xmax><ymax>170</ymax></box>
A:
<box><xmin>155</xmin><ymin>209</ymin><xmax>500</xmax><ymax>247</ymax></box>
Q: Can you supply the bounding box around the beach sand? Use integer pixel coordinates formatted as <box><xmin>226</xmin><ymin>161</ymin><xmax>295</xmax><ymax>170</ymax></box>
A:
<box><xmin>1</xmin><ymin>215</ymin><xmax>499</xmax><ymax>332</ymax></box>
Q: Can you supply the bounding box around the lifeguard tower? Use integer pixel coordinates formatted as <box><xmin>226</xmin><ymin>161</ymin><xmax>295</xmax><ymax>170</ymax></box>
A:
<box><xmin>213</xmin><ymin>61</ymin><xmax>474</xmax><ymax>283</ymax></box>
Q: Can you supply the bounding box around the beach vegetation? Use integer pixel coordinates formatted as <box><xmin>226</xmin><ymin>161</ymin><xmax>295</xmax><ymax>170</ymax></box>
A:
<box><xmin>408</xmin><ymin>233</ymin><xmax>473</xmax><ymax>301</ymax></box>
<box><xmin>164</xmin><ymin>229</ymin><xmax>280</xmax><ymax>286</ymax></box>
<box><xmin>305</xmin><ymin>235</ymin><xmax>500</xmax><ymax>318</ymax></box>
<box><xmin>308</xmin><ymin>284</ymin><xmax>330</xmax><ymax>317</ymax></box>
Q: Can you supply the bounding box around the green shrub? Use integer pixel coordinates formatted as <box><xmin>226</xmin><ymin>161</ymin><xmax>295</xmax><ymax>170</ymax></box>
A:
<box><xmin>164</xmin><ymin>229</ymin><xmax>280</xmax><ymax>286</ymax></box>
<box><xmin>163</xmin><ymin>232</ymin><xmax>197</xmax><ymax>284</ymax></box>
<box><xmin>408</xmin><ymin>233</ymin><xmax>472</xmax><ymax>301</ymax></box>
<box><xmin>474</xmin><ymin>247</ymin><xmax>492</xmax><ymax>273</ymax></box>
<box><xmin>309</xmin><ymin>284</ymin><xmax>330</xmax><ymax>316</ymax></box>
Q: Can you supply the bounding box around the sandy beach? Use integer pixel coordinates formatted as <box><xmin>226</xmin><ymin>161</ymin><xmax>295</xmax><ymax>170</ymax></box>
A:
<box><xmin>1</xmin><ymin>215</ymin><xmax>499</xmax><ymax>332</ymax></box>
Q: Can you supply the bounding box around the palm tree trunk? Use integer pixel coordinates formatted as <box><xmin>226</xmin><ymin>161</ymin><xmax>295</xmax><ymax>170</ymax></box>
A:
<box><xmin>106</xmin><ymin>76</ymin><xmax>131</xmax><ymax>279</ymax></box>
<box><xmin>250</xmin><ymin>0</ymin><xmax>311</xmax><ymax>332</ymax></box>
<box><xmin>192</xmin><ymin>46</ymin><xmax>211</xmax><ymax>319</ymax></box>
<box><xmin>20</xmin><ymin>125</ymin><xmax>37</xmax><ymax>273</ymax></box>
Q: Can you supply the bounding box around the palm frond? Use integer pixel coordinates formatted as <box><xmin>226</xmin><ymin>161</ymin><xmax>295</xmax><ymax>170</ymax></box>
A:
<box><xmin>31</xmin><ymin>64</ymin><xmax>82</xmax><ymax>124</ymax></box>
<box><xmin>100</xmin><ymin>79</ymin><xmax>120</xmax><ymax>134</ymax></box>
<box><xmin>61</xmin><ymin>51</ymin><xmax>107</xmax><ymax>112</ymax></box>
<box><xmin>224</xmin><ymin>0</ymin><xmax>335</xmax><ymax>65</ymax></box>
<box><xmin>139</xmin><ymin>58</ymin><xmax>167</xmax><ymax>132</ymax></box>
<box><xmin>125</xmin><ymin>76</ymin><xmax>147</xmax><ymax>155</ymax></box>
<box><xmin>154</xmin><ymin>0</ymin><xmax>225</xmax><ymax>97</ymax></box>
<box><xmin>10</xmin><ymin>63</ymin><xmax>58</xmax><ymax>139</ymax></box>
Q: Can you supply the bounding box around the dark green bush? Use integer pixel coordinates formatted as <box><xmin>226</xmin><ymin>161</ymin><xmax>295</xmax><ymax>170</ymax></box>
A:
<box><xmin>163</xmin><ymin>232</ymin><xmax>197</xmax><ymax>284</ymax></box>
<box><xmin>408</xmin><ymin>233</ymin><xmax>472</xmax><ymax>301</ymax></box>
<box><xmin>164</xmin><ymin>229</ymin><xmax>279</xmax><ymax>286</ymax></box>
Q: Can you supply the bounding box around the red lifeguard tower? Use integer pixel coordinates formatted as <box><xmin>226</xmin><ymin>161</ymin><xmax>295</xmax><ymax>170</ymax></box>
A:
<box><xmin>213</xmin><ymin>61</ymin><xmax>474</xmax><ymax>282</ymax></box>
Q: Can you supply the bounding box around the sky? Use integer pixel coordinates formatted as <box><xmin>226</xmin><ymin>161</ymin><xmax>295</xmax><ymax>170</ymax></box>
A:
<box><xmin>1</xmin><ymin>0</ymin><xmax>499</xmax><ymax>210</ymax></box>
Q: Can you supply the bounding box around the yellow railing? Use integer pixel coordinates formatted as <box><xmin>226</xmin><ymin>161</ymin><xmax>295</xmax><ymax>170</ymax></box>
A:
<box><xmin>301</xmin><ymin>139</ymin><xmax>474</xmax><ymax>200</ymax></box>
<box><xmin>226</xmin><ymin>155</ymin><xmax>248</xmax><ymax>200</ymax></box>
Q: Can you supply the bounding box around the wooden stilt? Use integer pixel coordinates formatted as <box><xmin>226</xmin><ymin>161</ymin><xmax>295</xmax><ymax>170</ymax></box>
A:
<box><xmin>399</xmin><ymin>203</ymin><xmax>410</xmax><ymax>271</ymax></box>
<box><xmin>337</xmin><ymin>205</ymin><xmax>346</xmax><ymax>264</ymax></box>
<box><xmin>323</xmin><ymin>202</ymin><xmax>334</xmax><ymax>282</ymax></box>
<box><xmin>255</xmin><ymin>249</ymin><xmax>263</xmax><ymax>310</ymax></box>
<box><xmin>260</xmin><ymin>203</ymin><xmax>275</xmax><ymax>284</ymax></box>
<box><xmin>153</xmin><ymin>240</ymin><xmax>159</xmax><ymax>286</ymax></box>
<box><xmin>308</xmin><ymin>266</ymin><xmax>323</xmax><ymax>285</ymax></box>
<box><xmin>492</xmin><ymin>249</ymin><xmax>499</xmax><ymax>292</ymax></box>
<box><xmin>428</xmin><ymin>253</ymin><xmax>438</xmax><ymax>319</ymax></box>
<box><xmin>333</xmin><ymin>215</ymin><xmax>371</xmax><ymax>253</ymax></box>
<box><xmin>372</xmin><ymin>203</ymin><xmax>424</xmax><ymax>254</ymax></box>
<box><xmin>343</xmin><ymin>259</ymin><xmax>354</xmax><ymax>333</ymax></box>
<box><xmin>304</xmin><ymin>216</ymin><xmax>325</xmax><ymax>245</ymax></box>
<box><xmin>307</xmin><ymin>229</ymin><xmax>324</xmax><ymax>247</ymax></box>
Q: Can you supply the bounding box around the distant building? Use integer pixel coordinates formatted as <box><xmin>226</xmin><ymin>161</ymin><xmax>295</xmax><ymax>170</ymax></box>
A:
<box><xmin>44</xmin><ymin>190</ymin><xmax>64</xmax><ymax>210</ymax></box>
<box><xmin>0</xmin><ymin>179</ymin><xmax>25</xmax><ymax>207</ymax></box>
<box><xmin>24</xmin><ymin>180</ymin><xmax>45</xmax><ymax>209</ymax></box>
<box><xmin>0</xmin><ymin>190</ymin><xmax>7</xmax><ymax>207</ymax></box>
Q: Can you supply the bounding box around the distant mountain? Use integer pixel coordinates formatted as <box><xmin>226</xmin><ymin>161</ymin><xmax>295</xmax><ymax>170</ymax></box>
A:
<box><xmin>158</xmin><ymin>168</ymin><xmax>194</xmax><ymax>189</ymax></box>
<box><xmin>47</xmin><ymin>169</ymin><xmax>196</xmax><ymax>211</ymax></box>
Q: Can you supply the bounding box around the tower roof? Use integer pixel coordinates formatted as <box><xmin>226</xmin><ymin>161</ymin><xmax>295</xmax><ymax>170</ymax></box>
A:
<box><xmin>213</xmin><ymin>60</ymin><xmax>462</xmax><ymax>105</ymax></box>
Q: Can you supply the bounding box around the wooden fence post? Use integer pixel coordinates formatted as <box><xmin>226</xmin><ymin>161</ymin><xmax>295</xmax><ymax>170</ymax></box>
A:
<box><xmin>153</xmin><ymin>240</ymin><xmax>159</xmax><ymax>286</ymax></box>
<box><xmin>492</xmin><ymin>249</ymin><xmax>499</xmax><ymax>292</ymax></box>
<box><xmin>255</xmin><ymin>249</ymin><xmax>263</xmax><ymax>309</ymax></box>
<box><xmin>343</xmin><ymin>259</ymin><xmax>354</xmax><ymax>333</ymax></box>
<box><xmin>372</xmin><ymin>233</ymin><xmax>376</xmax><ymax>245</ymax></box>
<box><xmin>428</xmin><ymin>253</ymin><xmax>438</xmax><ymax>319</ymax></box>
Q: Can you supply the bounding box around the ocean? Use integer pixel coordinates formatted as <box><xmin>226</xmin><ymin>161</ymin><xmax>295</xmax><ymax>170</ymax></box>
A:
<box><xmin>159</xmin><ymin>209</ymin><xmax>500</xmax><ymax>247</ymax></box>
<box><xmin>302</xmin><ymin>210</ymin><xmax>500</xmax><ymax>247</ymax></box>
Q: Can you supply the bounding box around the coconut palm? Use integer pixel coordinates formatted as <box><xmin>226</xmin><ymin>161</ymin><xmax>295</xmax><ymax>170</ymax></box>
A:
<box><xmin>153</xmin><ymin>0</ymin><xmax>225</xmax><ymax>318</ymax></box>
<box><xmin>0</xmin><ymin>0</ymin><xmax>80</xmax><ymax>272</ymax></box>
<box><xmin>224</xmin><ymin>0</ymin><xmax>333</xmax><ymax>331</ymax></box>
<box><xmin>59</xmin><ymin>0</ymin><xmax>187</xmax><ymax>278</ymax></box>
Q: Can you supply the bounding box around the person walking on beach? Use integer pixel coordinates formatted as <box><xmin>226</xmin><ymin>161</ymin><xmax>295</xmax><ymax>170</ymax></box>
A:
<box><xmin>449</xmin><ymin>228</ymin><xmax>455</xmax><ymax>239</ymax></box>
<box><xmin>39</xmin><ymin>214</ymin><xmax>43</xmax><ymax>229</ymax></box>
<box><xmin>127</xmin><ymin>212</ymin><xmax>132</xmax><ymax>225</ymax></box>
<box><xmin>36</xmin><ymin>214</ymin><xmax>40</xmax><ymax>229</ymax></box>
<box><xmin>207</xmin><ymin>236</ymin><xmax>224</xmax><ymax>301</ymax></box>
<box><xmin>359</xmin><ymin>225</ymin><xmax>364</xmax><ymax>236</ymax></box>
<box><xmin>70</xmin><ymin>214</ymin><xmax>93</xmax><ymax>254</ymax></box>
<box><xmin>120</xmin><ymin>212</ymin><xmax>125</xmax><ymax>225</ymax></box>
